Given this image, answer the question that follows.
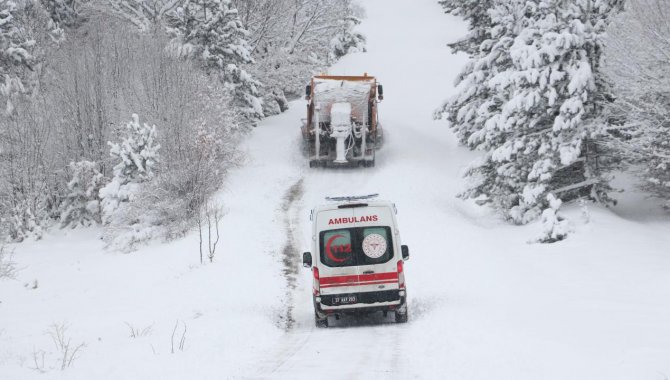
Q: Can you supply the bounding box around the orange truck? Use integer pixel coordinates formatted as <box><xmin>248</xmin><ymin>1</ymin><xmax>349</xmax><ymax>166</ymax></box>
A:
<box><xmin>302</xmin><ymin>74</ymin><xmax>383</xmax><ymax>167</ymax></box>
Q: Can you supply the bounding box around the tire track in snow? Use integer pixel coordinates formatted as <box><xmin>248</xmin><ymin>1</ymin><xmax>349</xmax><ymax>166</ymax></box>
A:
<box><xmin>278</xmin><ymin>178</ymin><xmax>305</xmax><ymax>331</ymax></box>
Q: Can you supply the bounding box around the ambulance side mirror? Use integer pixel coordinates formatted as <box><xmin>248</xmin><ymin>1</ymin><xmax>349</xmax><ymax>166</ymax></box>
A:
<box><xmin>303</xmin><ymin>252</ymin><xmax>312</xmax><ymax>268</ymax></box>
<box><xmin>401</xmin><ymin>245</ymin><xmax>410</xmax><ymax>261</ymax></box>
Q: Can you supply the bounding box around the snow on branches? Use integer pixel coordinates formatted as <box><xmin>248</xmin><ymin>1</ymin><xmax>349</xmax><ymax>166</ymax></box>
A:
<box><xmin>166</xmin><ymin>0</ymin><xmax>263</xmax><ymax>123</ymax></box>
<box><xmin>60</xmin><ymin>161</ymin><xmax>104</xmax><ymax>228</ymax></box>
<box><xmin>99</xmin><ymin>114</ymin><xmax>160</xmax><ymax>224</ymax></box>
<box><xmin>440</xmin><ymin>0</ymin><xmax>622</xmax><ymax>238</ymax></box>
<box><xmin>604</xmin><ymin>0</ymin><xmax>670</xmax><ymax>208</ymax></box>
<box><xmin>330</xmin><ymin>13</ymin><xmax>366</xmax><ymax>61</ymax></box>
<box><xmin>0</xmin><ymin>0</ymin><xmax>37</xmax><ymax>115</ymax></box>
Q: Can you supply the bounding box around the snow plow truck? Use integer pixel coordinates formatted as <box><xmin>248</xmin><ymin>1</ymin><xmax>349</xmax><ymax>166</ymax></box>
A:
<box><xmin>302</xmin><ymin>74</ymin><xmax>383</xmax><ymax>168</ymax></box>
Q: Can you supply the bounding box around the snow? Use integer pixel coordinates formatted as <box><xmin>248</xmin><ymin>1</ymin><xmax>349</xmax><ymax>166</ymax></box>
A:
<box><xmin>2</xmin><ymin>0</ymin><xmax>670</xmax><ymax>379</ymax></box>
<box><xmin>313</xmin><ymin>78</ymin><xmax>372</xmax><ymax>125</ymax></box>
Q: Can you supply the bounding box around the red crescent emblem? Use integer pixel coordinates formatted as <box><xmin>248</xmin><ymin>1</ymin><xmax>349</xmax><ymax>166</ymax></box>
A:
<box><xmin>325</xmin><ymin>234</ymin><xmax>347</xmax><ymax>263</ymax></box>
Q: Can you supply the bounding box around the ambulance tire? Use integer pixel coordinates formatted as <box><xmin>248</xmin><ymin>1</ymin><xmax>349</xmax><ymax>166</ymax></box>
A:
<box><xmin>395</xmin><ymin>310</ymin><xmax>408</xmax><ymax>323</ymax></box>
<box><xmin>315</xmin><ymin>314</ymin><xmax>328</xmax><ymax>328</ymax></box>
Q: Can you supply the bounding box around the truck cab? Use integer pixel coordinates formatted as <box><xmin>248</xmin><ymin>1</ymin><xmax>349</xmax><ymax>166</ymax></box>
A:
<box><xmin>302</xmin><ymin>194</ymin><xmax>409</xmax><ymax>326</ymax></box>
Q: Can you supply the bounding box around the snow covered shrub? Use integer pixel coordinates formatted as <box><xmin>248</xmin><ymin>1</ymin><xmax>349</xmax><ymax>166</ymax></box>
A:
<box><xmin>59</xmin><ymin>160</ymin><xmax>104</xmax><ymax>228</ymax></box>
<box><xmin>603</xmin><ymin>0</ymin><xmax>670</xmax><ymax>208</ymax></box>
<box><xmin>0</xmin><ymin>244</ymin><xmax>16</xmax><ymax>279</ymax></box>
<box><xmin>536</xmin><ymin>194</ymin><xmax>570</xmax><ymax>243</ymax></box>
<box><xmin>99</xmin><ymin>114</ymin><xmax>160</xmax><ymax>224</ymax></box>
<box><xmin>440</xmin><ymin>0</ymin><xmax>622</xmax><ymax>231</ymax></box>
<box><xmin>7</xmin><ymin>198</ymin><xmax>46</xmax><ymax>242</ymax></box>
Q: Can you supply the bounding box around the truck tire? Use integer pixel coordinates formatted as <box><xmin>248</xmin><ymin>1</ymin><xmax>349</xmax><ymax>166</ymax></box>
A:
<box><xmin>395</xmin><ymin>310</ymin><xmax>408</xmax><ymax>323</ymax></box>
<box><xmin>315</xmin><ymin>314</ymin><xmax>328</xmax><ymax>328</ymax></box>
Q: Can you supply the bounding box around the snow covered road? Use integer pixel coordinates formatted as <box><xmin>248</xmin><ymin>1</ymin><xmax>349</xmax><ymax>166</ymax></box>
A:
<box><xmin>2</xmin><ymin>0</ymin><xmax>670</xmax><ymax>379</ymax></box>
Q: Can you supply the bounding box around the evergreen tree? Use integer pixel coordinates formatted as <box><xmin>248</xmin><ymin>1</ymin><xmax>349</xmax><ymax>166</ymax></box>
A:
<box><xmin>437</xmin><ymin>0</ymin><xmax>525</xmax><ymax>148</ymax></box>
<box><xmin>99</xmin><ymin>114</ymin><xmax>160</xmax><ymax>223</ymax></box>
<box><xmin>168</xmin><ymin>0</ymin><xmax>263</xmax><ymax>122</ymax></box>
<box><xmin>0</xmin><ymin>0</ymin><xmax>36</xmax><ymax>115</ymax></box>
<box><xmin>60</xmin><ymin>161</ymin><xmax>105</xmax><ymax>228</ymax></box>
<box><xmin>442</xmin><ymin>0</ymin><xmax>623</xmax><ymax>232</ymax></box>
<box><xmin>439</xmin><ymin>0</ymin><xmax>493</xmax><ymax>55</ymax></box>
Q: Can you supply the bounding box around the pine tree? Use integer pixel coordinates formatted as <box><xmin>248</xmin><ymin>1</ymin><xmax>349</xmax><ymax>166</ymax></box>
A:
<box><xmin>99</xmin><ymin>114</ymin><xmax>160</xmax><ymax>223</ymax></box>
<box><xmin>443</xmin><ymin>0</ymin><xmax>622</xmax><ymax>232</ymax></box>
<box><xmin>0</xmin><ymin>0</ymin><xmax>37</xmax><ymax>115</ymax></box>
<box><xmin>168</xmin><ymin>0</ymin><xmax>263</xmax><ymax>122</ymax></box>
<box><xmin>439</xmin><ymin>0</ymin><xmax>493</xmax><ymax>56</ymax></box>
<box><xmin>60</xmin><ymin>161</ymin><xmax>105</xmax><ymax>228</ymax></box>
<box><xmin>437</xmin><ymin>0</ymin><xmax>524</xmax><ymax>148</ymax></box>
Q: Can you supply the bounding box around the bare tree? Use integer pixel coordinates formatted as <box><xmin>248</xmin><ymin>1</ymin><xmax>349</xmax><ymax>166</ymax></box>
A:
<box><xmin>603</xmin><ymin>0</ymin><xmax>670</xmax><ymax>206</ymax></box>
<box><xmin>197</xmin><ymin>201</ymin><xmax>224</xmax><ymax>264</ymax></box>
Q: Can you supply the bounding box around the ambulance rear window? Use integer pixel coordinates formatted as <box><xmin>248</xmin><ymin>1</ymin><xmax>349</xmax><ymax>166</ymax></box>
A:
<box><xmin>319</xmin><ymin>226</ymin><xmax>393</xmax><ymax>267</ymax></box>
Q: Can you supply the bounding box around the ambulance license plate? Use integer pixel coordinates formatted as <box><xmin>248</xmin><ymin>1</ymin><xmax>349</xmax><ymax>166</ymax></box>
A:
<box><xmin>332</xmin><ymin>295</ymin><xmax>357</xmax><ymax>305</ymax></box>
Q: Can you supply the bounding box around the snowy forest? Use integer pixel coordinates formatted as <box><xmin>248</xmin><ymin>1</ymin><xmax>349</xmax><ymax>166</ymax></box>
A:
<box><xmin>437</xmin><ymin>0</ymin><xmax>670</xmax><ymax>242</ymax></box>
<box><xmin>0</xmin><ymin>0</ymin><xmax>365</xmax><ymax>248</ymax></box>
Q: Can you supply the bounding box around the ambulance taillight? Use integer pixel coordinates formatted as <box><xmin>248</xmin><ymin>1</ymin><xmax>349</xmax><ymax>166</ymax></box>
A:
<box><xmin>313</xmin><ymin>267</ymin><xmax>320</xmax><ymax>296</ymax></box>
<box><xmin>397</xmin><ymin>260</ymin><xmax>405</xmax><ymax>289</ymax></box>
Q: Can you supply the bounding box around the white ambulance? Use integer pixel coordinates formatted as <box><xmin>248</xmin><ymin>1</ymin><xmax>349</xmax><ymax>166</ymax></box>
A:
<box><xmin>302</xmin><ymin>194</ymin><xmax>410</xmax><ymax>327</ymax></box>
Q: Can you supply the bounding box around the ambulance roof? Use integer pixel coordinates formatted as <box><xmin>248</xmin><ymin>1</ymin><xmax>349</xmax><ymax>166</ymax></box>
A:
<box><xmin>314</xmin><ymin>199</ymin><xmax>395</xmax><ymax>213</ymax></box>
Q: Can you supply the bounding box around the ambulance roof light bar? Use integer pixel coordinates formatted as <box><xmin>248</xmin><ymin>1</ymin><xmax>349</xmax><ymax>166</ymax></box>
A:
<box><xmin>325</xmin><ymin>193</ymin><xmax>379</xmax><ymax>202</ymax></box>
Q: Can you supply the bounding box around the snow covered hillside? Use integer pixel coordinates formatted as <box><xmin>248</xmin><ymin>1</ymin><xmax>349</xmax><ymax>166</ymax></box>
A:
<box><xmin>2</xmin><ymin>0</ymin><xmax>670</xmax><ymax>379</ymax></box>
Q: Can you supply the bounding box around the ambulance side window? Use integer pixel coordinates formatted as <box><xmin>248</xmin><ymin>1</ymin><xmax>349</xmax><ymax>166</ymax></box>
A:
<box><xmin>321</xmin><ymin>229</ymin><xmax>355</xmax><ymax>267</ymax></box>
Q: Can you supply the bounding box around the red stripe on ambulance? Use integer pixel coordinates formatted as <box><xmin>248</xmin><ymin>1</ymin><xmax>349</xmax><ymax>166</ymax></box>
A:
<box><xmin>319</xmin><ymin>272</ymin><xmax>399</xmax><ymax>288</ymax></box>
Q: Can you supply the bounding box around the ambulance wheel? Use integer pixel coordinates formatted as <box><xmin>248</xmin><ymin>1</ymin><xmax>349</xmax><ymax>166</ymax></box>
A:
<box><xmin>315</xmin><ymin>314</ymin><xmax>328</xmax><ymax>328</ymax></box>
<box><xmin>395</xmin><ymin>310</ymin><xmax>408</xmax><ymax>323</ymax></box>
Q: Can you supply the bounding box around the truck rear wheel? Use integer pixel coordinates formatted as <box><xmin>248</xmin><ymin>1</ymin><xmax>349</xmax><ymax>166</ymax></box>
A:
<box><xmin>395</xmin><ymin>310</ymin><xmax>408</xmax><ymax>323</ymax></box>
<box><xmin>315</xmin><ymin>316</ymin><xmax>328</xmax><ymax>328</ymax></box>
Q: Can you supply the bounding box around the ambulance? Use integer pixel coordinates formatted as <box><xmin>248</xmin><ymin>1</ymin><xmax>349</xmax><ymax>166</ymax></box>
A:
<box><xmin>302</xmin><ymin>194</ymin><xmax>410</xmax><ymax>327</ymax></box>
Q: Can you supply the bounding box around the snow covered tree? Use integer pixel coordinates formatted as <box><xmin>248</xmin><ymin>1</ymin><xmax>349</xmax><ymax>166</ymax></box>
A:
<box><xmin>439</xmin><ymin>0</ymin><xmax>494</xmax><ymax>56</ymax></box>
<box><xmin>0</xmin><ymin>0</ymin><xmax>37</xmax><ymax>115</ymax></box>
<box><xmin>60</xmin><ymin>160</ymin><xmax>104</xmax><ymax>228</ymax></box>
<box><xmin>109</xmin><ymin>0</ymin><xmax>183</xmax><ymax>31</ymax></box>
<box><xmin>442</xmin><ymin>0</ymin><xmax>622</xmax><ymax>232</ymax></box>
<box><xmin>99</xmin><ymin>114</ymin><xmax>160</xmax><ymax>223</ymax></box>
<box><xmin>437</xmin><ymin>0</ymin><xmax>524</xmax><ymax>148</ymax></box>
<box><xmin>329</xmin><ymin>12</ymin><xmax>366</xmax><ymax>61</ymax></box>
<box><xmin>167</xmin><ymin>0</ymin><xmax>263</xmax><ymax>122</ymax></box>
<box><xmin>603</xmin><ymin>0</ymin><xmax>670</xmax><ymax>208</ymax></box>
<box><xmin>41</xmin><ymin>0</ymin><xmax>77</xmax><ymax>27</ymax></box>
